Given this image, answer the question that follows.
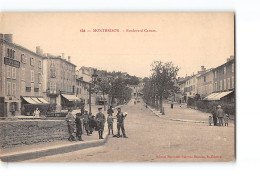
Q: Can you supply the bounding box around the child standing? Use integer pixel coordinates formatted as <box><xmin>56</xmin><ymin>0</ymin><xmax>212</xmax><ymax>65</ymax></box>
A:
<box><xmin>208</xmin><ymin>116</ymin><xmax>213</xmax><ymax>126</ymax></box>
<box><xmin>224</xmin><ymin>114</ymin><xmax>229</xmax><ymax>126</ymax></box>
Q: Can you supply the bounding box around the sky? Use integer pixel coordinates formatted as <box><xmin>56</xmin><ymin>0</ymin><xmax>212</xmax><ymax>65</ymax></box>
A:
<box><xmin>0</xmin><ymin>12</ymin><xmax>234</xmax><ymax>78</ymax></box>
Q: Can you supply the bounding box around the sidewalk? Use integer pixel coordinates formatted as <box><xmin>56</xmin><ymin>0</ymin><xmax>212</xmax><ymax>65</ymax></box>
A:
<box><xmin>1</xmin><ymin>124</ymin><xmax>109</xmax><ymax>162</ymax></box>
<box><xmin>147</xmin><ymin>101</ymin><xmax>234</xmax><ymax>125</ymax></box>
<box><xmin>0</xmin><ymin>104</ymin><xmax>126</xmax><ymax>162</ymax></box>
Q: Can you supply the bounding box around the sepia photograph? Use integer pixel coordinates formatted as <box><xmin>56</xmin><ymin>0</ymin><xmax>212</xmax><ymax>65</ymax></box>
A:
<box><xmin>0</xmin><ymin>12</ymin><xmax>235</xmax><ymax>162</ymax></box>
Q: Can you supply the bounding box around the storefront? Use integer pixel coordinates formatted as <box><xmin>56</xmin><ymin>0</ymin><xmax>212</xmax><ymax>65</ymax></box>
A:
<box><xmin>21</xmin><ymin>96</ymin><xmax>49</xmax><ymax>116</ymax></box>
<box><xmin>61</xmin><ymin>94</ymin><xmax>81</xmax><ymax>110</ymax></box>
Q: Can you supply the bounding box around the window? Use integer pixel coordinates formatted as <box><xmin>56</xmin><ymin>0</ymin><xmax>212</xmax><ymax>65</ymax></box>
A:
<box><xmin>220</xmin><ymin>80</ymin><xmax>223</xmax><ymax>90</ymax></box>
<box><xmin>38</xmin><ymin>60</ymin><xmax>42</xmax><ymax>68</ymax></box>
<box><xmin>7</xmin><ymin>82</ymin><xmax>11</xmax><ymax>95</ymax></box>
<box><xmin>31</xmin><ymin>70</ymin><xmax>34</xmax><ymax>82</ymax></box>
<box><xmin>21</xmin><ymin>54</ymin><xmax>26</xmax><ymax>63</ymax></box>
<box><xmin>12</xmin><ymin>83</ymin><xmax>16</xmax><ymax>95</ymax></box>
<box><xmin>21</xmin><ymin>81</ymin><xmax>25</xmax><ymax>94</ymax></box>
<box><xmin>50</xmin><ymin>69</ymin><xmax>56</xmax><ymax>78</ymax></box>
<box><xmin>51</xmin><ymin>60</ymin><xmax>55</xmax><ymax>67</ymax></box>
<box><xmin>7</xmin><ymin>48</ymin><xmax>15</xmax><ymax>58</ymax></box>
<box><xmin>21</xmin><ymin>68</ymin><xmax>25</xmax><ymax>81</ymax></box>
<box><xmin>224</xmin><ymin>66</ymin><xmax>226</xmax><ymax>75</ymax></box>
<box><xmin>214</xmin><ymin>71</ymin><xmax>217</xmax><ymax>78</ymax></box>
<box><xmin>50</xmin><ymin>82</ymin><xmax>56</xmax><ymax>91</ymax></box>
<box><xmin>34</xmin><ymin>88</ymin><xmax>39</xmax><ymax>92</ymax></box>
<box><xmin>227</xmin><ymin>78</ymin><xmax>230</xmax><ymax>89</ymax></box>
<box><xmin>204</xmin><ymin>76</ymin><xmax>206</xmax><ymax>82</ymax></box>
<box><xmin>26</xmin><ymin>87</ymin><xmax>31</xmax><ymax>92</ymax></box>
<box><xmin>12</xmin><ymin>67</ymin><xmax>16</xmax><ymax>79</ymax></box>
<box><xmin>38</xmin><ymin>73</ymin><xmax>41</xmax><ymax>83</ymax></box>
<box><xmin>224</xmin><ymin>79</ymin><xmax>226</xmax><ymax>90</ymax></box>
<box><xmin>6</xmin><ymin>65</ymin><xmax>11</xmax><ymax>78</ymax></box>
<box><xmin>30</xmin><ymin>57</ymin><xmax>34</xmax><ymax>66</ymax></box>
<box><xmin>232</xmin><ymin>63</ymin><xmax>234</xmax><ymax>73</ymax></box>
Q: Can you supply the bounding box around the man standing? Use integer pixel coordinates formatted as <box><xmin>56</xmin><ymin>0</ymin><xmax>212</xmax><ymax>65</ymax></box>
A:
<box><xmin>116</xmin><ymin>108</ymin><xmax>128</xmax><ymax>138</ymax></box>
<box><xmin>95</xmin><ymin>107</ymin><xmax>106</xmax><ymax>139</ymax></box>
<box><xmin>75</xmin><ymin>113</ymin><xmax>83</xmax><ymax>141</ymax></box>
<box><xmin>216</xmin><ymin>105</ymin><xmax>225</xmax><ymax>126</ymax></box>
<box><xmin>65</xmin><ymin>109</ymin><xmax>76</xmax><ymax>141</ymax></box>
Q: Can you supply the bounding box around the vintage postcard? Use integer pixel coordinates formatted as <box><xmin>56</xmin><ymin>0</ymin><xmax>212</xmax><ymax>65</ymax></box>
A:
<box><xmin>0</xmin><ymin>12</ymin><xmax>235</xmax><ymax>162</ymax></box>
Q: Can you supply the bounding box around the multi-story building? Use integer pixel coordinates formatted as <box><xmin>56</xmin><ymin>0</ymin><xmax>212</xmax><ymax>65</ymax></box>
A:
<box><xmin>197</xmin><ymin>68</ymin><xmax>214</xmax><ymax>98</ymax></box>
<box><xmin>204</xmin><ymin>56</ymin><xmax>235</xmax><ymax>102</ymax></box>
<box><xmin>75</xmin><ymin>71</ymin><xmax>89</xmax><ymax>107</ymax></box>
<box><xmin>42</xmin><ymin>54</ymin><xmax>78</xmax><ymax>111</ymax></box>
<box><xmin>0</xmin><ymin>34</ymin><xmax>48</xmax><ymax>117</ymax></box>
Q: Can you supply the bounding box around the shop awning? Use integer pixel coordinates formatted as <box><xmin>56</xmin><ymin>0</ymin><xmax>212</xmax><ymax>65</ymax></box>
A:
<box><xmin>23</xmin><ymin>97</ymin><xmax>38</xmax><ymax>104</ymax></box>
<box><xmin>22</xmin><ymin>97</ymin><xmax>49</xmax><ymax>104</ymax></box>
<box><xmin>61</xmin><ymin>94</ymin><xmax>80</xmax><ymax>101</ymax></box>
<box><xmin>203</xmin><ymin>91</ymin><xmax>233</xmax><ymax>101</ymax></box>
<box><xmin>31</xmin><ymin>97</ymin><xmax>42</xmax><ymax>104</ymax></box>
<box><xmin>37</xmin><ymin>98</ymin><xmax>49</xmax><ymax>104</ymax></box>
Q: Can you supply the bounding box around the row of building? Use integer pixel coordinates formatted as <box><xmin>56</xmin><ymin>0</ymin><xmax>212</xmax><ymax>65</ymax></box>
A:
<box><xmin>176</xmin><ymin>56</ymin><xmax>235</xmax><ymax>104</ymax></box>
<box><xmin>0</xmin><ymin>34</ymin><xmax>103</xmax><ymax>117</ymax></box>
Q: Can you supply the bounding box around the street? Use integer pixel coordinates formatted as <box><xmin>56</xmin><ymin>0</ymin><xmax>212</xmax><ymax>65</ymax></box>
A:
<box><xmin>26</xmin><ymin>99</ymin><xmax>235</xmax><ymax>162</ymax></box>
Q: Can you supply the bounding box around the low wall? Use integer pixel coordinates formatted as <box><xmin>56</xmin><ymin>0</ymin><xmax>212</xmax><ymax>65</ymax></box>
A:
<box><xmin>0</xmin><ymin>120</ymin><xmax>69</xmax><ymax>148</ymax></box>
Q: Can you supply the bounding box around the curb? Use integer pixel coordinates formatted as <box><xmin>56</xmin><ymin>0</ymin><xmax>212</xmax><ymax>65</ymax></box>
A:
<box><xmin>1</xmin><ymin>132</ymin><xmax>109</xmax><ymax>162</ymax></box>
<box><xmin>147</xmin><ymin>105</ymin><xmax>208</xmax><ymax>124</ymax></box>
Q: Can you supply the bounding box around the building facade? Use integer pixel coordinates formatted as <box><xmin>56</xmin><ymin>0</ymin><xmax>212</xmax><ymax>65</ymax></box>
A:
<box><xmin>197</xmin><ymin>69</ymin><xmax>214</xmax><ymax>98</ymax></box>
<box><xmin>0</xmin><ymin>34</ymin><xmax>47</xmax><ymax>117</ymax></box>
<box><xmin>42</xmin><ymin>54</ymin><xmax>78</xmax><ymax>111</ymax></box>
<box><xmin>209</xmin><ymin>56</ymin><xmax>235</xmax><ymax>102</ymax></box>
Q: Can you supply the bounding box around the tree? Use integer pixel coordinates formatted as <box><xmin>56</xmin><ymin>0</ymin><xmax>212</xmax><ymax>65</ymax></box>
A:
<box><xmin>143</xmin><ymin>61</ymin><xmax>179</xmax><ymax>114</ymax></box>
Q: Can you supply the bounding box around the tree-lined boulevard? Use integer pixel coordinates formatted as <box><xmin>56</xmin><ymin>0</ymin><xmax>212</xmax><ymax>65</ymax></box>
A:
<box><xmin>25</xmin><ymin>98</ymin><xmax>234</xmax><ymax>162</ymax></box>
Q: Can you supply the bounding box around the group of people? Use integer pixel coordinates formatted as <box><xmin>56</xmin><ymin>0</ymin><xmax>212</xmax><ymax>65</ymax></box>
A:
<box><xmin>209</xmin><ymin>105</ymin><xmax>229</xmax><ymax>126</ymax></box>
<box><xmin>65</xmin><ymin>106</ymin><xmax>128</xmax><ymax>142</ymax></box>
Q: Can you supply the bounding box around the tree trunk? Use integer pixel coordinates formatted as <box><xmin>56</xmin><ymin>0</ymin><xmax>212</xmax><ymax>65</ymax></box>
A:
<box><xmin>103</xmin><ymin>92</ymin><xmax>106</xmax><ymax>111</ymax></box>
<box><xmin>159</xmin><ymin>96</ymin><xmax>163</xmax><ymax>113</ymax></box>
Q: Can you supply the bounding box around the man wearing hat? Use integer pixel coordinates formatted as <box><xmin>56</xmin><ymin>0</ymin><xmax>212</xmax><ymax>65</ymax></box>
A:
<box><xmin>95</xmin><ymin>107</ymin><xmax>106</xmax><ymax>139</ymax></box>
<box><xmin>216</xmin><ymin>105</ymin><xmax>225</xmax><ymax>126</ymax></box>
<box><xmin>116</xmin><ymin>107</ymin><xmax>128</xmax><ymax>138</ymax></box>
<box><xmin>65</xmin><ymin>109</ymin><xmax>76</xmax><ymax>141</ymax></box>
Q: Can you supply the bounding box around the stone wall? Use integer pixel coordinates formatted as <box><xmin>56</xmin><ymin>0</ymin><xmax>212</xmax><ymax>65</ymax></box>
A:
<box><xmin>0</xmin><ymin>120</ymin><xmax>69</xmax><ymax>148</ymax></box>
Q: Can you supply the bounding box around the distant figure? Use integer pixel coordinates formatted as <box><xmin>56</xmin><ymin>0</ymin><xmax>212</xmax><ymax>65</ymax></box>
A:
<box><xmin>95</xmin><ymin>107</ymin><xmax>106</xmax><ymax>139</ymax></box>
<box><xmin>88</xmin><ymin>113</ymin><xmax>94</xmax><ymax>134</ymax></box>
<box><xmin>75</xmin><ymin>113</ymin><xmax>83</xmax><ymax>141</ymax></box>
<box><xmin>134</xmin><ymin>101</ymin><xmax>136</xmax><ymax>105</ymax></box>
<box><xmin>211</xmin><ymin>107</ymin><xmax>218</xmax><ymax>126</ymax></box>
<box><xmin>208</xmin><ymin>116</ymin><xmax>213</xmax><ymax>126</ymax></box>
<box><xmin>34</xmin><ymin>108</ymin><xmax>40</xmax><ymax>118</ymax></box>
<box><xmin>224</xmin><ymin>114</ymin><xmax>229</xmax><ymax>126</ymax></box>
<box><xmin>171</xmin><ymin>103</ymin><xmax>174</xmax><ymax>109</ymax></box>
<box><xmin>216</xmin><ymin>105</ymin><xmax>225</xmax><ymax>126</ymax></box>
<box><xmin>65</xmin><ymin>109</ymin><xmax>76</xmax><ymax>141</ymax></box>
<box><xmin>145</xmin><ymin>104</ymin><xmax>148</xmax><ymax>108</ymax></box>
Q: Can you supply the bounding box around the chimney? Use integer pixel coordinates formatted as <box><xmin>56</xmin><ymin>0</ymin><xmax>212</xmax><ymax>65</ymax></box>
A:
<box><xmin>36</xmin><ymin>46</ymin><xmax>41</xmax><ymax>55</ymax></box>
<box><xmin>4</xmin><ymin>34</ymin><xmax>13</xmax><ymax>43</ymax></box>
<box><xmin>68</xmin><ymin>56</ymin><xmax>71</xmax><ymax>62</ymax></box>
<box><xmin>61</xmin><ymin>53</ymin><xmax>65</xmax><ymax>59</ymax></box>
<box><xmin>201</xmin><ymin>66</ymin><xmax>206</xmax><ymax>72</ymax></box>
<box><xmin>227</xmin><ymin>58</ymin><xmax>231</xmax><ymax>62</ymax></box>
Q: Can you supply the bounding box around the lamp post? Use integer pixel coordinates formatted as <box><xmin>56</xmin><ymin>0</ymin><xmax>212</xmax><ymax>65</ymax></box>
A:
<box><xmin>89</xmin><ymin>69</ymin><xmax>98</xmax><ymax>114</ymax></box>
